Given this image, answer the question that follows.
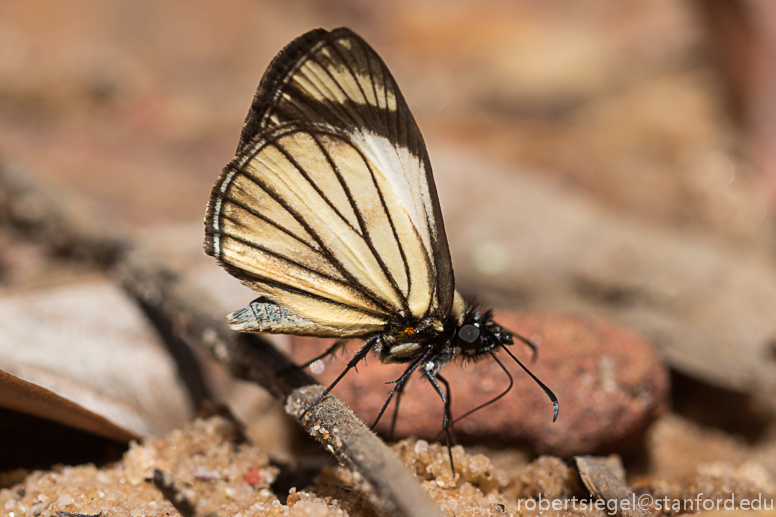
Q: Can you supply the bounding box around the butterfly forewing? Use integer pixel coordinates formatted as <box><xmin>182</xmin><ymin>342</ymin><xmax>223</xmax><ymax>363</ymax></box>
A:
<box><xmin>205</xmin><ymin>27</ymin><xmax>454</xmax><ymax>337</ymax></box>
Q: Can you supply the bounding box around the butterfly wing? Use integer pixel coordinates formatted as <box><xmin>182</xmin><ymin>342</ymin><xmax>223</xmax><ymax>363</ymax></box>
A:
<box><xmin>244</xmin><ymin>27</ymin><xmax>455</xmax><ymax>317</ymax></box>
<box><xmin>205</xmin><ymin>28</ymin><xmax>454</xmax><ymax>337</ymax></box>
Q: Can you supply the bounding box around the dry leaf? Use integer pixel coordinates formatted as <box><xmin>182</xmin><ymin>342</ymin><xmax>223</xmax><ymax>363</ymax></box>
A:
<box><xmin>0</xmin><ymin>368</ymin><xmax>135</xmax><ymax>442</ymax></box>
<box><xmin>0</xmin><ymin>280</ymin><xmax>194</xmax><ymax>439</ymax></box>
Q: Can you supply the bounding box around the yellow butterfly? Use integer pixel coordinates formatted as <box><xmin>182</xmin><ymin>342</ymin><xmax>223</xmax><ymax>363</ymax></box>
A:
<box><xmin>204</xmin><ymin>27</ymin><xmax>557</xmax><ymax>471</ymax></box>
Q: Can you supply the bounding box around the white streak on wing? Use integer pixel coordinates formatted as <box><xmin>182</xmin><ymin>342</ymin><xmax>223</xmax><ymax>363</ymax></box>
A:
<box><xmin>353</xmin><ymin>130</ymin><xmax>432</xmax><ymax>253</ymax></box>
<box><xmin>213</xmin><ymin>169</ymin><xmax>238</xmax><ymax>256</ymax></box>
<box><xmin>213</xmin><ymin>199</ymin><xmax>223</xmax><ymax>231</ymax></box>
<box><xmin>212</xmin><ymin>199</ymin><xmax>221</xmax><ymax>254</ymax></box>
<box><xmin>349</xmin><ymin>129</ymin><xmax>434</xmax><ymax>316</ymax></box>
<box><xmin>220</xmin><ymin>169</ymin><xmax>237</xmax><ymax>193</ymax></box>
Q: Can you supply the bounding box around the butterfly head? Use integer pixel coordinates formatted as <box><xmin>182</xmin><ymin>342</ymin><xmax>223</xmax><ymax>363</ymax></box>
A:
<box><xmin>451</xmin><ymin>309</ymin><xmax>513</xmax><ymax>362</ymax></box>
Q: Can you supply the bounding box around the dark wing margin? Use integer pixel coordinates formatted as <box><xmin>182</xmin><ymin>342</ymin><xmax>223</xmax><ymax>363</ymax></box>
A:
<box><xmin>206</xmin><ymin>27</ymin><xmax>455</xmax><ymax>330</ymax></box>
<box><xmin>238</xmin><ymin>28</ymin><xmax>329</xmax><ymax>151</ymax></box>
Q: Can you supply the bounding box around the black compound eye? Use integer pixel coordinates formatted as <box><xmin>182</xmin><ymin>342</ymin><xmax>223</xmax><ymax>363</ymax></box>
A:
<box><xmin>457</xmin><ymin>324</ymin><xmax>480</xmax><ymax>345</ymax></box>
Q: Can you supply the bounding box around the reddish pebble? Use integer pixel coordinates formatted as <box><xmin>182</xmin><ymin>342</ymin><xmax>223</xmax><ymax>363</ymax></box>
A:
<box><xmin>244</xmin><ymin>467</ymin><xmax>261</xmax><ymax>486</ymax></box>
<box><xmin>289</xmin><ymin>311</ymin><xmax>669</xmax><ymax>456</ymax></box>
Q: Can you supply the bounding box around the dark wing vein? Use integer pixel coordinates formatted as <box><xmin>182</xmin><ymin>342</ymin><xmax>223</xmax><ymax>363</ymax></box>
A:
<box><xmin>227</xmin><ymin>160</ymin><xmax>395</xmax><ymax>313</ymax></box>
<box><xmin>271</xmin><ymin>137</ymin><xmax>360</xmax><ymax>236</ymax></box>
<box><xmin>326</xmin><ymin>37</ymin><xmax>381</xmax><ymax>128</ymax></box>
<box><xmin>381</xmin><ymin>59</ymin><xmax>393</xmax><ymax>142</ymax></box>
<box><xmin>364</xmin><ymin>43</ymin><xmax>382</xmax><ymax>128</ymax></box>
<box><xmin>220</xmin><ymin>262</ymin><xmax>390</xmax><ymax>320</ymax></box>
<box><xmin>217</xmin><ymin>207</ymin><xmax>314</xmax><ymax>253</ymax></box>
<box><xmin>309</xmin><ymin>50</ymin><xmax>368</xmax><ymax>129</ymax></box>
<box><xmin>333</xmin><ymin>133</ymin><xmax>414</xmax><ymax>311</ymax></box>
<box><xmin>308</xmin><ymin>131</ymin><xmax>409</xmax><ymax>312</ymax></box>
<box><xmin>219</xmin><ymin>230</ymin><xmax>340</xmax><ymax>286</ymax></box>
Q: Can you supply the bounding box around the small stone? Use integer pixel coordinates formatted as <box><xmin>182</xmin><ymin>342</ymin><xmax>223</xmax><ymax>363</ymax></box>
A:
<box><xmin>55</xmin><ymin>495</ymin><xmax>74</xmax><ymax>507</ymax></box>
<box><xmin>244</xmin><ymin>467</ymin><xmax>261</xmax><ymax>486</ymax></box>
<box><xmin>289</xmin><ymin>311</ymin><xmax>669</xmax><ymax>456</ymax></box>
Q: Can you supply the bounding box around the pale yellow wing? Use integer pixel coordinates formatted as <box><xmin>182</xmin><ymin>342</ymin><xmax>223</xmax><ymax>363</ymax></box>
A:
<box><xmin>204</xmin><ymin>28</ymin><xmax>454</xmax><ymax>337</ymax></box>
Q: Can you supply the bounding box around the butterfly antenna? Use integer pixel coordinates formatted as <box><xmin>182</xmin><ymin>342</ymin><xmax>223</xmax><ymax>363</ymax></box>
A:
<box><xmin>512</xmin><ymin>332</ymin><xmax>538</xmax><ymax>361</ymax></box>
<box><xmin>435</xmin><ymin>351</ymin><xmax>514</xmax><ymax>441</ymax></box>
<box><xmin>370</xmin><ymin>350</ymin><xmax>430</xmax><ymax>430</ymax></box>
<box><xmin>301</xmin><ymin>338</ymin><xmax>375</xmax><ymax>418</ymax></box>
<box><xmin>502</xmin><ymin>346</ymin><xmax>559</xmax><ymax>421</ymax></box>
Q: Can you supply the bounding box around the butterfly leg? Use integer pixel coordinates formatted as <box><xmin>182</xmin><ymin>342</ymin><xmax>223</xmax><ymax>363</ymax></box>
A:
<box><xmin>423</xmin><ymin>368</ymin><xmax>456</xmax><ymax>476</ymax></box>
<box><xmin>437</xmin><ymin>352</ymin><xmax>514</xmax><ymax>440</ymax></box>
<box><xmin>435</xmin><ymin>373</ymin><xmax>458</xmax><ymax>446</ymax></box>
<box><xmin>387</xmin><ymin>380</ymin><xmax>406</xmax><ymax>441</ymax></box>
<box><xmin>293</xmin><ymin>338</ymin><xmax>350</xmax><ymax>371</ymax></box>
<box><xmin>301</xmin><ymin>336</ymin><xmax>376</xmax><ymax>417</ymax></box>
<box><xmin>370</xmin><ymin>349</ymin><xmax>432</xmax><ymax>433</ymax></box>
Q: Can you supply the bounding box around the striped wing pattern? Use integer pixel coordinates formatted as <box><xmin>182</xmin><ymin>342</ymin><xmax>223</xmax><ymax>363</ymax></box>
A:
<box><xmin>205</xmin><ymin>28</ymin><xmax>454</xmax><ymax>336</ymax></box>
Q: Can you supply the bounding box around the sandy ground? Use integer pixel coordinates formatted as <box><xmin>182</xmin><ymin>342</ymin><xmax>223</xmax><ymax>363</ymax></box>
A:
<box><xmin>1</xmin><ymin>1</ymin><xmax>776</xmax><ymax>516</ymax></box>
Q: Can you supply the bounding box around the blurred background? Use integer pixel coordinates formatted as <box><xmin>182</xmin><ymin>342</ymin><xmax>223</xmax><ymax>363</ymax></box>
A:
<box><xmin>2</xmin><ymin>0</ymin><xmax>776</xmax><ymax>486</ymax></box>
<box><xmin>1</xmin><ymin>0</ymin><xmax>775</xmax><ymax>235</ymax></box>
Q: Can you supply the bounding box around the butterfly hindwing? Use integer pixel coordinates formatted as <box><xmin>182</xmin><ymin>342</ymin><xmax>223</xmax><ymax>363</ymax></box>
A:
<box><xmin>205</xmin><ymin>28</ymin><xmax>454</xmax><ymax>337</ymax></box>
<box><xmin>228</xmin><ymin>297</ymin><xmax>380</xmax><ymax>338</ymax></box>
